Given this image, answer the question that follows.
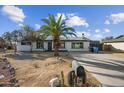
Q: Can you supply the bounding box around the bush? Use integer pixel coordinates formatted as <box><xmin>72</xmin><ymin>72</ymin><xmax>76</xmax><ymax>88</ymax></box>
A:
<box><xmin>7</xmin><ymin>46</ymin><xmax>13</xmax><ymax>50</ymax></box>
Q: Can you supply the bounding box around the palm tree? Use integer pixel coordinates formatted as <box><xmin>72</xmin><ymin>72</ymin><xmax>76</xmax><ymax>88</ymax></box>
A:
<box><xmin>40</xmin><ymin>14</ymin><xmax>77</xmax><ymax>56</ymax></box>
<box><xmin>22</xmin><ymin>25</ymin><xmax>37</xmax><ymax>52</ymax></box>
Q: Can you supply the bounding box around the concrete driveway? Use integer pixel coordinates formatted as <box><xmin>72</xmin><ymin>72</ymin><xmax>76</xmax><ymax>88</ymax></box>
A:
<box><xmin>70</xmin><ymin>52</ymin><xmax>124</xmax><ymax>87</ymax></box>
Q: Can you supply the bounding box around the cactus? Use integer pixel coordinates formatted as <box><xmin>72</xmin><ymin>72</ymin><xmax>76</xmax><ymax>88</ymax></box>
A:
<box><xmin>60</xmin><ymin>71</ymin><xmax>64</xmax><ymax>87</ymax></box>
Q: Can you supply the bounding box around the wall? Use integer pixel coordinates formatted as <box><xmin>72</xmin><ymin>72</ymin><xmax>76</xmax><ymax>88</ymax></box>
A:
<box><xmin>17</xmin><ymin>42</ymin><xmax>44</xmax><ymax>52</ymax></box>
<box><xmin>52</xmin><ymin>41</ymin><xmax>90</xmax><ymax>51</ymax></box>
<box><xmin>17</xmin><ymin>41</ymin><xmax>90</xmax><ymax>52</ymax></box>
<box><xmin>65</xmin><ymin>41</ymin><xmax>89</xmax><ymax>51</ymax></box>
<box><xmin>17</xmin><ymin>42</ymin><xmax>31</xmax><ymax>51</ymax></box>
<box><xmin>44</xmin><ymin>41</ymin><xmax>48</xmax><ymax>51</ymax></box>
<box><xmin>32</xmin><ymin>42</ymin><xmax>43</xmax><ymax>51</ymax></box>
<box><xmin>104</xmin><ymin>42</ymin><xmax>124</xmax><ymax>51</ymax></box>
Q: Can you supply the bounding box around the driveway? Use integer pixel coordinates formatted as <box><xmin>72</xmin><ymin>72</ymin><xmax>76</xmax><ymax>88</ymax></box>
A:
<box><xmin>70</xmin><ymin>52</ymin><xmax>124</xmax><ymax>87</ymax></box>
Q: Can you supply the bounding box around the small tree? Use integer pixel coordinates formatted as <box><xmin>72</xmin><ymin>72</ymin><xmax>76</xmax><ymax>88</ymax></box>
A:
<box><xmin>2</xmin><ymin>32</ymin><xmax>12</xmax><ymax>48</ymax></box>
<box><xmin>102</xmin><ymin>36</ymin><xmax>113</xmax><ymax>41</ymax></box>
<box><xmin>22</xmin><ymin>25</ymin><xmax>38</xmax><ymax>52</ymax></box>
<box><xmin>11</xmin><ymin>30</ymin><xmax>23</xmax><ymax>54</ymax></box>
<box><xmin>115</xmin><ymin>35</ymin><xmax>124</xmax><ymax>39</ymax></box>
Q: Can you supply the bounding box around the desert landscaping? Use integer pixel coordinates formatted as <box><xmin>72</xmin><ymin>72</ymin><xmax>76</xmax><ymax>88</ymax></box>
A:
<box><xmin>0</xmin><ymin>6</ymin><xmax>124</xmax><ymax>87</ymax></box>
<box><xmin>0</xmin><ymin>51</ymin><xmax>101</xmax><ymax>87</ymax></box>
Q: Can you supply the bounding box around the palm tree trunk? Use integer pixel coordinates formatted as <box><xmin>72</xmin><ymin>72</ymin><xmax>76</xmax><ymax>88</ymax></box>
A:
<box><xmin>54</xmin><ymin>45</ymin><xmax>59</xmax><ymax>56</ymax></box>
<box><xmin>53</xmin><ymin>36</ymin><xmax>60</xmax><ymax>56</ymax></box>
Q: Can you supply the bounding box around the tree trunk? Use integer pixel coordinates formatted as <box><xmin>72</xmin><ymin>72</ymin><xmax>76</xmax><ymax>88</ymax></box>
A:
<box><xmin>54</xmin><ymin>45</ymin><xmax>59</xmax><ymax>56</ymax></box>
<box><xmin>14</xmin><ymin>43</ymin><xmax>17</xmax><ymax>55</ymax></box>
<box><xmin>9</xmin><ymin>40</ymin><xmax>12</xmax><ymax>49</ymax></box>
<box><xmin>30</xmin><ymin>42</ymin><xmax>33</xmax><ymax>52</ymax></box>
<box><xmin>53</xmin><ymin>36</ymin><xmax>60</xmax><ymax>56</ymax></box>
<box><xmin>14</xmin><ymin>40</ymin><xmax>17</xmax><ymax>55</ymax></box>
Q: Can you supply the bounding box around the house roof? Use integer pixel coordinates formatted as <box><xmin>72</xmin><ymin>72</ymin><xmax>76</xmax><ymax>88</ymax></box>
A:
<box><xmin>20</xmin><ymin>36</ymin><xmax>90</xmax><ymax>42</ymax></box>
<box><xmin>102</xmin><ymin>35</ymin><xmax>124</xmax><ymax>43</ymax></box>
<box><xmin>45</xmin><ymin>36</ymin><xmax>90</xmax><ymax>41</ymax></box>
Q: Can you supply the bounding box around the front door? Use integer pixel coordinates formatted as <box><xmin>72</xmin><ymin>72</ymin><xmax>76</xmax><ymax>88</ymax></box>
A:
<box><xmin>48</xmin><ymin>42</ymin><xmax>52</xmax><ymax>51</ymax></box>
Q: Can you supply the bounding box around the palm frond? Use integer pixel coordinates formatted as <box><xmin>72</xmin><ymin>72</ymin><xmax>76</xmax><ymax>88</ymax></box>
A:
<box><xmin>39</xmin><ymin>14</ymin><xmax>76</xmax><ymax>39</ymax></box>
<box><xmin>63</xmin><ymin>32</ymin><xmax>77</xmax><ymax>37</ymax></box>
<box><xmin>42</xmin><ymin>19</ymin><xmax>50</xmax><ymax>25</ymax></box>
<box><xmin>57</xmin><ymin>14</ymin><xmax>62</xmax><ymax>26</ymax></box>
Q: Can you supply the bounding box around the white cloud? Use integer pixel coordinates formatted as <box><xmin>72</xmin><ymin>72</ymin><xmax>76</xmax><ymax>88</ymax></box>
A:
<box><xmin>110</xmin><ymin>13</ymin><xmax>124</xmax><ymax>24</ymax></box>
<box><xmin>66</xmin><ymin>15</ymin><xmax>89</xmax><ymax>27</ymax></box>
<box><xmin>104</xmin><ymin>20</ymin><xmax>110</xmax><ymax>25</ymax></box>
<box><xmin>104</xmin><ymin>28</ymin><xmax>110</xmax><ymax>33</ymax></box>
<box><xmin>66</xmin><ymin>13</ymin><xmax>75</xmax><ymax>18</ymax></box>
<box><xmin>35</xmin><ymin>24</ymin><xmax>41</xmax><ymax>30</ymax></box>
<box><xmin>18</xmin><ymin>23</ymin><xmax>24</xmax><ymax>27</ymax></box>
<box><xmin>93</xmin><ymin>34</ymin><xmax>103</xmax><ymax>40</ymax></box>
<box><xmin>1</xmin><ymin>5</ymin><xmax>26</xmax><ymax>23</ymax></box>
<box><xmin>56</xmin><ymin>13</ymin><xmax>89</xmax><ymax>28</ymax></box>
<box><xmin>106</xmin><ymin>13</ymin><xmax>124</xmax><ymax>24</ymax></box>
<box><xmin>76</xmin><ymin>31</ymin><xmax>91</xmax><ymax>37</ymax></box>
<box><xmin>95</xmin><ymin>29</ymin><xmax>100</xmax><ymax>33</ymax></box>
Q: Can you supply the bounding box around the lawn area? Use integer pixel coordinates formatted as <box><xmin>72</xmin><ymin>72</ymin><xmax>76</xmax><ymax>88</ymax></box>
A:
<box><xmin>0</xmin><ymin>51</ymin><xmax>101</xmax><ymax>87</ymax></box>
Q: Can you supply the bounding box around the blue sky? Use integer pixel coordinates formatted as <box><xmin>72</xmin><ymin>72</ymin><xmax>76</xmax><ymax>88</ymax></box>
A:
<box><xmin>0</xmin><ymin>5</ymin><xmax>124</xmax><ymax>40</ymax></box>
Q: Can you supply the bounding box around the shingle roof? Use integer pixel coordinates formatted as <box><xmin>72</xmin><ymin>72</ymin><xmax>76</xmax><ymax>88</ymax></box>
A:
<box><xmin>45</xmin><ymin>36</ymin><xmax>90</xmax><ymax>41</ymax></box>
<box><xmin>20</xmin><ymin>36</ymin><xmax>90</xmax><ymax>42</ymax></box>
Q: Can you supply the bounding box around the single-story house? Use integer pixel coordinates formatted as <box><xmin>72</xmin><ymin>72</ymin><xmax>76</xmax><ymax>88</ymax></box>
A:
<box><xmin>17</xmin><ymin>35</ymin><xmax>90</xmax><ymax>52</ymax></box>
<box><xmin>102</xmin><ymin>35</ymin><xmax>124</xmax><ymax>51</ymax></box>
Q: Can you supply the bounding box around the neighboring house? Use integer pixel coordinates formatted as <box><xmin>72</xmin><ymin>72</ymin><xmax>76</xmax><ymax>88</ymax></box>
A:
<box><xmin>102</xmin><ymin>35</ymin><xmax>124</xmax><ymax>51</ymax></box>
<box><xmin>17</xmin><ymin>35</ymin><xmax>90</xmax><ymax>52</ymax></box>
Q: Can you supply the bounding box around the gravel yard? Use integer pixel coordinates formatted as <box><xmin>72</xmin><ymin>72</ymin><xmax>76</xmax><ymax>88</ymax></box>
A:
<box><xmin>0</xmin><ymin>51</ymin><xmax>101</xmax><ymax>87</ymax></box>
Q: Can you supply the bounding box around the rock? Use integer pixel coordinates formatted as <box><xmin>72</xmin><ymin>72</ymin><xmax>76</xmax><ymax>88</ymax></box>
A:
<box><xmin>0</xmin><ymin>75</ymin><xmax>5</xmax><ymax>80</ymax></box>
<box><xmin>9</xmin><ymin>68</ymin><xmax>15</xmax><ymax>76</ymax></box>
<box><xmin>0</xmin><ymin>56</ymin><xmax>19</xmax><ymax>87</ymax></box>
<box><xmin>49</xmin><ymin>77</ymin><xmax>60</xmax><ymax>87</ymax></box>
<box><xmin>14</xmin><ymin>83</ymin><xmax>20</xmax><ymax>87</ymax></box>
<box><xmin>3</xmin><ymin>58</ymin><xmax>9</xmax><ymax>64</ymax></box>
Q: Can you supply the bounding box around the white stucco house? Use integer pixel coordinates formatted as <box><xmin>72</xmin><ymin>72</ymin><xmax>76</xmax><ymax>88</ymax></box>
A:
<box><xmin>102</xmin><ymin>35</ymin><xmax>124</xmax><ymax>51</ymax></box>
<box><xmin>17</xmin><ymin>35</ymin><xmax>90</xmax><ymax>52</ymax></box>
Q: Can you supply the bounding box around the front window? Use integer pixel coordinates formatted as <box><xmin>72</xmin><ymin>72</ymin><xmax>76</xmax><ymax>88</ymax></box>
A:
<box><xmin>72</xmin><ymin>42</ymin><xmax>83</xmax><ymax>49</ymax></box>
<box><xmin>60</xmin><ymin>42</ymin><xmax>65</xmax><ymax>48</ymax></box>
<box><xmin>21</xmin><ymin>41</ymin><xmax>31</xmax><ymax>45</ymax></box>
<box><xmin>36</xmin><ymin>41</ymin><xmax>43</xmax><ymax>49</ymax></box>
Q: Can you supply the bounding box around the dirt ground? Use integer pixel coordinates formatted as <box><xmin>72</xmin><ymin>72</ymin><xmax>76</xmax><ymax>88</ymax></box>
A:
<box><xmin>0</xmin><ymin>51</ymin><xmax>101</xmax><ymax>87</ymax></box>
